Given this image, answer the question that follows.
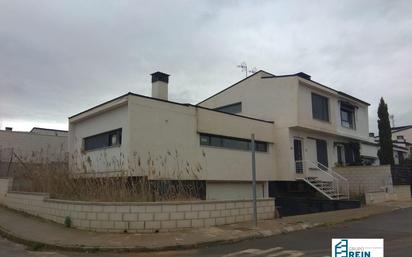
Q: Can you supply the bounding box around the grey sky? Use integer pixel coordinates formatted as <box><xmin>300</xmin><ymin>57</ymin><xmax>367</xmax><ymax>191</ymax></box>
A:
<box><xmin>1</xmin><ymin>0</ymin><xmax>411</xmax><ymax>132</ymax></box>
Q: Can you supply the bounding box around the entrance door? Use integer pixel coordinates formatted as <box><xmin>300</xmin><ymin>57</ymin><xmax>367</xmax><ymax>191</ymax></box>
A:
<box><xmin>294</xmin><ymin>138</ymin><xmax>304</xmax><ymax>173</ymax></box>
<box><xmin>316</xmin><ymin>139</ymin><xmax>328</xmax><ymax>169</ymax></box>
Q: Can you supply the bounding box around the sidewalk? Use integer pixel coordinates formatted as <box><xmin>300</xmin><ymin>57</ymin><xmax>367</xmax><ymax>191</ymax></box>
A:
<box><xmin>0</xmin><ymin>200</ymin><xmax>411</xmax><ymax>252</ymax></box>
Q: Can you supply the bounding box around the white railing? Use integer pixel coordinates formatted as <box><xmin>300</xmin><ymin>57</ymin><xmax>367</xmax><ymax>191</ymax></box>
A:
<box><xmin>296</xmin><ymin>160</ymin><xmax>349</xmax><ymax>200</ymax></box>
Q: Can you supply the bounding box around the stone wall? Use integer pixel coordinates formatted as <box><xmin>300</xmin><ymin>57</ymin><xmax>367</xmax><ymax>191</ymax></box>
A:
<box><xmin>2</xmin><ymin>190</ymin><xmax>275</xmax><ymax>233</ymax></box>
<box><xmin>335</xmin><ymin>165</ymin><xmax>393</xmax><ymax>194</ymax></box>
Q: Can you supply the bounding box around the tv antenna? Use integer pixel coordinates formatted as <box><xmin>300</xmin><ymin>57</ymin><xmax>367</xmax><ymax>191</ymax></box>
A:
<box><xmin>390</xmin><ymin>114</ymin><xmax>395</xmax><ymax>127</ymax></box>
<box><xmin>237</xmin><ymin>62</ymin><xmax>257</xmax><ymax>78</ymax></box>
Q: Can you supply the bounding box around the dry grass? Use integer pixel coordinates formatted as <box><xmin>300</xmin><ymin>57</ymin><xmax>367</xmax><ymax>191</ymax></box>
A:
<box><xmin>8</xmin><ymin>151</ymin><xmax>205</xmax><ymax>202</ymax></box>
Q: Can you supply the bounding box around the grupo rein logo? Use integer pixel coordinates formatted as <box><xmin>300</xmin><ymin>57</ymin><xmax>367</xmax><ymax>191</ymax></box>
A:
<box><xmin>332</xmin><ymin>239</ymin><xmax>383</xmax><ymax>257</ymax></box>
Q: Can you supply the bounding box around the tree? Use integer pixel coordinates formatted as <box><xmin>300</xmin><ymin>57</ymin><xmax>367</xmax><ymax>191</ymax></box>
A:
<box><xmin>377</xmin><ymin>98</ymin><xmax>394</xmax><ymax>165</ymax></box>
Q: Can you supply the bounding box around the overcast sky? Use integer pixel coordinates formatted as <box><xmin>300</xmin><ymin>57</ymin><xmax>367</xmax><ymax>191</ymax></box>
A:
<box><xmin>1</xmin><ymin>0</ymin><xmax>411</xmax><ymax>133</ymax></box>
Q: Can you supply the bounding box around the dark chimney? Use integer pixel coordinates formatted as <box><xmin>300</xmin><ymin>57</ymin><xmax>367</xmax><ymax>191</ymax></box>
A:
<box><xmin>151</xmin><ymin>71</ymin><xmax>169</xmax><ymax>83</ymax></box>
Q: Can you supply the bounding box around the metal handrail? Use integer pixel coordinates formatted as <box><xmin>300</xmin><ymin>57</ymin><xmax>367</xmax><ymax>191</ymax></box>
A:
<box><xmin>295</xmin><ymin>160</ymin><xmax>349</xmax><ymax>200</ymax></box>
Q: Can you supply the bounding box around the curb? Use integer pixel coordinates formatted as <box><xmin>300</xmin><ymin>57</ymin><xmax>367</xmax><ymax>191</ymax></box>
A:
<box><xmin>0</xmin><ymin>205</ymin><xmax>409</xmax><ymax>253</ymax></box>
<box><xmin>0</xmin><ymin>222</ymin><xmax>318</xmax><ymax>253</ymax></box>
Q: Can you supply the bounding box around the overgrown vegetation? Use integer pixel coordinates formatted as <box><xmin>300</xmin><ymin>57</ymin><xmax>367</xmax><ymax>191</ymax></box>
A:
<box><xmin>377</xmin><ymin>97</ymin><xmax>394</xmax><ymax>165</ymax></box>
<box><xmin>8</xmin><ymin>149</ymin><xmax>205</xmax><ymax>202</ymax></box>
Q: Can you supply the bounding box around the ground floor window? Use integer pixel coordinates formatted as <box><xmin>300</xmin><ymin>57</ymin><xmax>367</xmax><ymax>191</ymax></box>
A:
<box><xmin>84</xmin><ymin>128</ymin><xmax>122</xmax><ymax>151</ymax></box>
<box><xmin>199</xmin><ymin>133</ymin><xmax>268</xmax><ymax>152</ymax></box>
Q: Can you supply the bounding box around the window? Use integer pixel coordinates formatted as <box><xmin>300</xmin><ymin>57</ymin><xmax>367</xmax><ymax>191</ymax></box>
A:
<box><xmin>311</xmin><ymin>93</ymin><xmax>329</xmax><ymax>121</ymax></box>
<box><xmin>397</xmin><ymin>135</ymin><xmax>404</xmax><ymax>140</ymax></box>
<box><xmin>215</xmin><ymin>102</ymin><xmax>242</xmax><ymax>114</ymax></box>
<box><xmin>199</xmin><ymin>133</ymin><xmax>268</xmax><ymax>152</ymax></box>
<box><xmin>84</xmin><ymin>129</ymin><xmax>122</xmax><ymax>151</ymax></box>
<box><xmin>340</xmin><ymin>103</ymin><xmax>355</xmax><ymax>129</ymax></box>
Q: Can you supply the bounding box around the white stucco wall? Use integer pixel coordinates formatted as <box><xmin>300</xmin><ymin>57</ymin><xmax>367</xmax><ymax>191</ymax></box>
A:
<box><xmin>126</xmin><ymin>95</ymin><xmax>275</xmax><ymax>181</ymax></box>
<box><xmin>69</xmin><ymin>94</ymin><xmax>276</xmax><ymax>183</ymax></box>
<box><xmin>69</xmin><ymin>102</ymin><xmax>129</xmax><ymax>174</ymax></box>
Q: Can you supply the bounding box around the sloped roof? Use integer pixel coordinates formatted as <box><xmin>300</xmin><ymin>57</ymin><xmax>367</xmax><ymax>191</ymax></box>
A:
<box><xmin>391</xmin><ymin>125</ymin><xmax>412</xmax><ymax>133</ymax></box>
<box><xmin>197</xmin><ymin>70</ymin><xmax>370</xmax><ymax>106</ymax></box>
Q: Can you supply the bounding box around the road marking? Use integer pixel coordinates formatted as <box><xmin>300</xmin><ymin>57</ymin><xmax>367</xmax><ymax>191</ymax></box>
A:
<box><xmin>223</xmin><ymin>247</ymin><xmax>304</xmax><ymax>257</ymax></box>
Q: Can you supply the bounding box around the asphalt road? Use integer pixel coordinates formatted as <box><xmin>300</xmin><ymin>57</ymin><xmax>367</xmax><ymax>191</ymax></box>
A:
<box><xmin>1</xmin><ymin>207</ymin><xmax>411</xmax><ymax>257</ymax></box>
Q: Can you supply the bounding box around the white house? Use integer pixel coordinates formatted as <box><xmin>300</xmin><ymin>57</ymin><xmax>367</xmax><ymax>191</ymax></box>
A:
<box><xmin>69</xmin><ymin>70</ymin><xmax>378</xmax><ymax>200</ymax></box>
<box><xmin>69</xmin><ymin>72</ymin><xmax>275</xmax><ymax>200</ymax></box>
<box><xmin>371</xmin><ymin>125</ymin><xmax>412</xmax><ymax>164</ymax></box>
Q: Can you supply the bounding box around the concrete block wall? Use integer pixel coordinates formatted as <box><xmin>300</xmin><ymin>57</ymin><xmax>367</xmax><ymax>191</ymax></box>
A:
<box><xmin>3</xmin><ymin>191</ymin><xmax>275</xmax><ymax>233</ymax></box>
<box><xmin>335</xmin><ymin>165</ymin><xmax>393</xmax><ymax>194</ymax></box>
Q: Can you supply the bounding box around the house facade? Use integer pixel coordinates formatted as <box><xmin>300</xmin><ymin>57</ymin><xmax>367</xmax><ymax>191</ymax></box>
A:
<box><xmin>69</xmin><ymin>70</ymin><xmax>378</xmax><ymax>200</ymax></box>
<box><xmin>69</xmin><ymin>72</ymin><xmax>276</xmax><ymax>200</ymax></box>
<box><xmin>199</xmin><ymin>71</ymin><xmax>377</xmax><ymax>177</ymax></box>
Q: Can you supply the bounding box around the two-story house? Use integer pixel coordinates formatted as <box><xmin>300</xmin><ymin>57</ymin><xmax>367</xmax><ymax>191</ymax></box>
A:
<box><xmin>69</xmin><ymin>70</ymin><xmax>377</xmax><ymax>201</ymax></box>
<box><xmin>199</xmin><ymin>70</ymin><xmax>378</xmax><ymax>199</ymax></box>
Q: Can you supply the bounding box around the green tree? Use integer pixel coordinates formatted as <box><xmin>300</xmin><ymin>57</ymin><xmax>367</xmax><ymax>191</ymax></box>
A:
<box><xmin>377</xmin><ymin>98</ymin><xmax>394</xmax><ymax>165</ymax></box>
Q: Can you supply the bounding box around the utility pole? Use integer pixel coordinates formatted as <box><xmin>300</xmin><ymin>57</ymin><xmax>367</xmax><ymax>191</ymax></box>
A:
<box><xmin>251</xmin><ymin>134</ymin><xmax>257</xmax><ymax>227</ymax></box>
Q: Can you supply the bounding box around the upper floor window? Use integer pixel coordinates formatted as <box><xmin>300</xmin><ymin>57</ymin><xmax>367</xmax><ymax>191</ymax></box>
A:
<box><xmin>397</xmin><ymin>135</ymin><xmax>404</xmax><ymax>140</ymax></box>
<box><xmin>340</xmin><ymin>103</ymin><xmax>356</xmax><ymax>129</ymax></box>
<box><xmin>199</xmin><ymin>133</ymin><xmax>267</xmax><ymax>152</ymax></box>
<box><xmin>311</xmin><ymin>93</ymin><xmax>329</xmax><ymax>121</ymax></box>
<box><xmin>84</xmin><ymin>128</ymin><xmax>122</xmax><ymax>151</ymax></box>
<box><xmin>215</xmin><ymin>102</ymin><xmax>242</xmax><ymax>114</ymax></box>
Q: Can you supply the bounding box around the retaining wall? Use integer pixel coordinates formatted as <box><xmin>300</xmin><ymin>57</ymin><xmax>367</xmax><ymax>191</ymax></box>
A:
<box><xmin>0</xmin><ymin>180</ymin><xmax>275</xmax><ymax>232</ymax></box>
<box><xmin>393</xmin><ymin>185</ymin><xmax>411</xmax><ymax>201</ymax></box>
<box><xmin>335</xmin><ymin>165</ymin><xmax>394</xmax><ymax>194</ymax></box>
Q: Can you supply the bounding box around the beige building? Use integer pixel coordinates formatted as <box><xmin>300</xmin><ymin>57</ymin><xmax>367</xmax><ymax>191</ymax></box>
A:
<box><xmin>69</xmin><ymin>70</ymin><xmax>379</xmax><ymax>200</ymax></box>
<box><xmin>391</xmin><ymin>125</ymin><xmax>412</xmax><ymax>161</ymax></box>
<box><xmin>0</xmin><ymin>128</ymin><xmax>68</xmax><ymax>177</ymax></box>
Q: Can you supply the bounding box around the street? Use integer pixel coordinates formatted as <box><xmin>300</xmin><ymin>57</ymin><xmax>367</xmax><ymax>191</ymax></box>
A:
<box><xmin>1</xmin><ymin>207</ymin><xmax>411</xmax><ymax>257</ymax></box>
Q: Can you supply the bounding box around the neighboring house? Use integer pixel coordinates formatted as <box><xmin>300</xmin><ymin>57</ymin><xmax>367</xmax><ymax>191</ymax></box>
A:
<box><xmin>371</xmin><ymin>125</ymin><xmax>412</xmax><ymax>164</ymax></box>
<box><xmin>30</xmin><ymin>127</ymin><xmax>68</xmax><ymax>137</ymax></box>
<box><xmin>391</xmin><ymin>125</ymin><xmax>412</xmax><ymax>160</ymax></box>
<box><xmin>0</xmin><ymin>127</ymin><xmax>68</xmax><ymax>176</ymax></box>
<box><xmin>69</xmin><ymin>70</ymin><xmax>377</xmax><ymax>201</ymax></box>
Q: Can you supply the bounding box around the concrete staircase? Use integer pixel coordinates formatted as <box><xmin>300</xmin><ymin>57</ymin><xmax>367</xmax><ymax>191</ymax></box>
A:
<box><xmin>296</xmin><ymin>160</ymin><xmax>349</xmax><ymax>200</ymax></box>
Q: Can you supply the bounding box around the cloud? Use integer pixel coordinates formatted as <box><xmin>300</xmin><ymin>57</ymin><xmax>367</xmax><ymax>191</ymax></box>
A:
<box><xmin>0</xmin><ymin>0</ymin><xmax>411</xmax><ymax>132</ymax></box>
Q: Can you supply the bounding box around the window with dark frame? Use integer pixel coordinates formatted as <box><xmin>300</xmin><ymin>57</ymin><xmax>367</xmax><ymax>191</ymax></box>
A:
<box><xmin>397</xmin><ymin>135</ymin><xmax>404</xmax><ymax>140</ymax></box>
<box><xmin>214</xmin><ymin>102</ymin><xmax>242</xmax><ymax>114</ymax></box>
<box><xmin>311</xmin><ymin>93</ymin><xmax>329</xmax><ymax>121</ymax></box>
<box><xmin>84</xmin><ymin>129</ymin><xmax>122</xmax><ymax>151</ymax></box>
<box><xmin>340</xmin><ymin>103</ymin><xmax>356</xmax><ymax>129</ymax></box>
<box><xmin>199</xmin><ymin>133</ymin><xmax>268</xmax><ymax>152</ymax></box>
